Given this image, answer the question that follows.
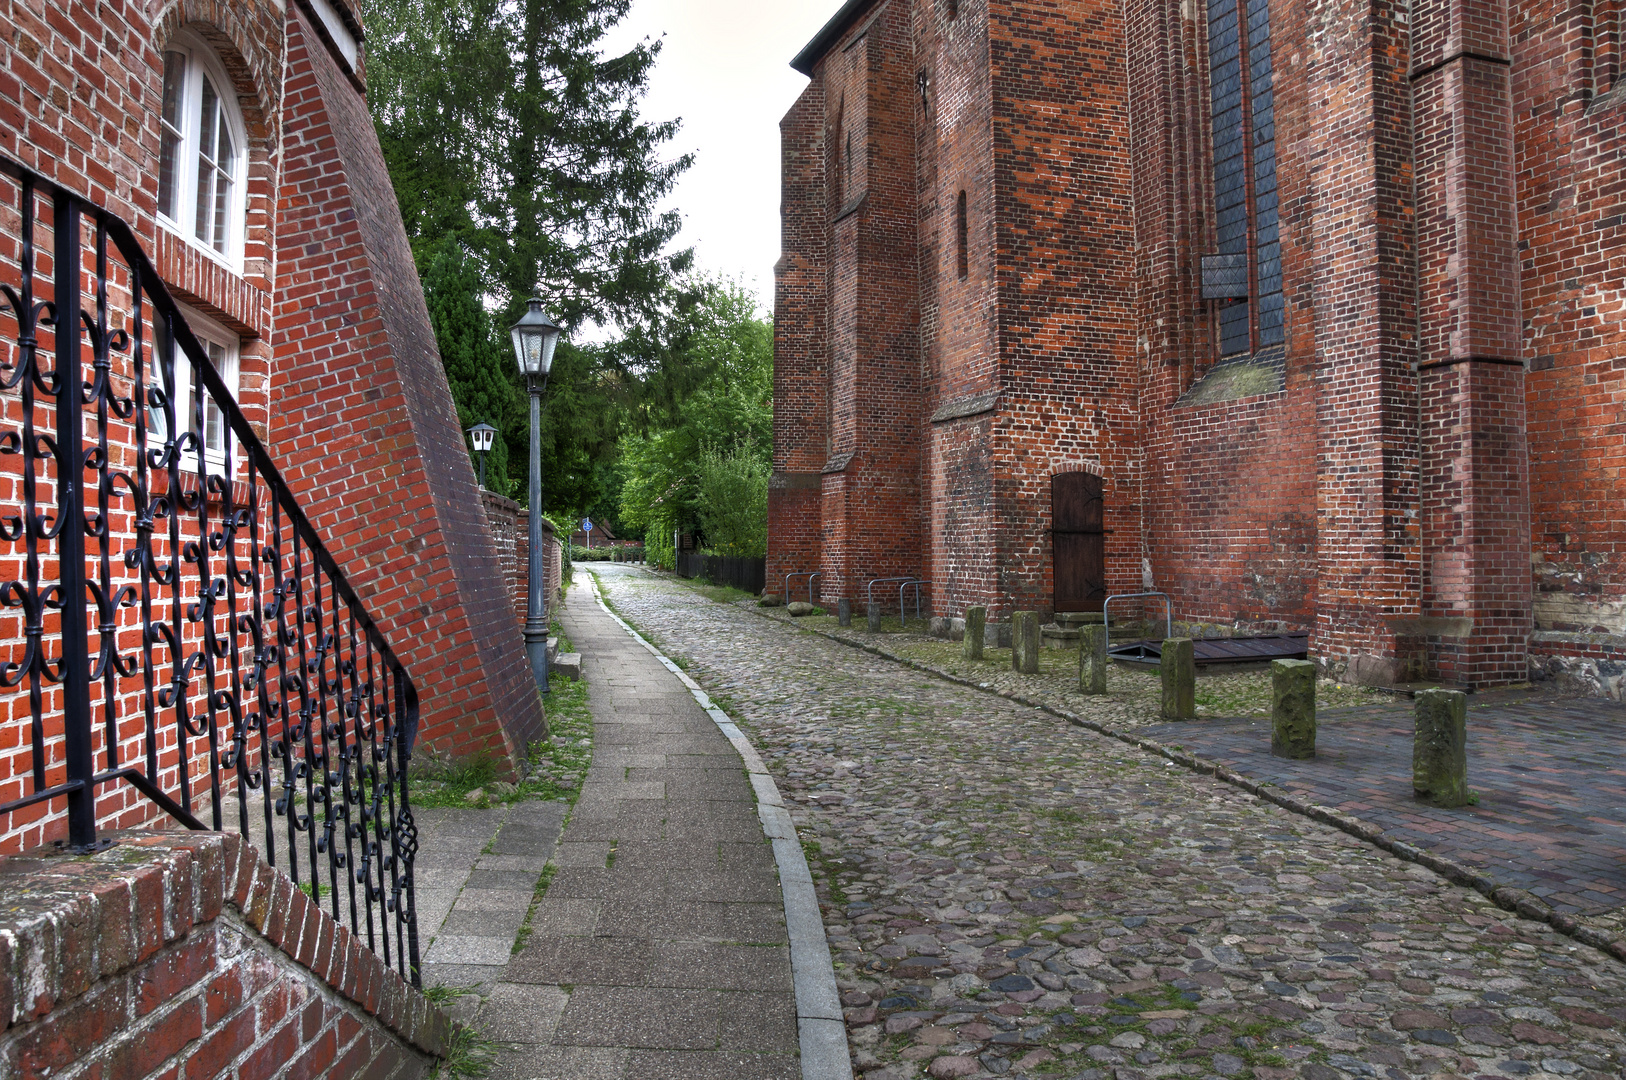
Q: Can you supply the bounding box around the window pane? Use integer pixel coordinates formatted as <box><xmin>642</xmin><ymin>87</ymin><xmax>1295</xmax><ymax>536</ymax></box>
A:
<box><xmin>202</xmin><ymin>341</ymin><xmax>225</xmax><ymax>457</ymax></box>
<box><xmin>194</xmin><ymin>77</ymin><xmax>220</xmax><ymax>244</ymax></box>
<box><xmin>158</xmin><ymin>52</ymin><xmax>185</xmax><ymax>220</ymax></box>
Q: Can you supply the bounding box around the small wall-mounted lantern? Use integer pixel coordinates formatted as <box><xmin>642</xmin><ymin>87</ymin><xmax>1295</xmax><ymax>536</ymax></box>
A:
<box><xmin>467</xmin><ymin>422</ymin><xmax>497</xmax><ymax>489</ymax></box>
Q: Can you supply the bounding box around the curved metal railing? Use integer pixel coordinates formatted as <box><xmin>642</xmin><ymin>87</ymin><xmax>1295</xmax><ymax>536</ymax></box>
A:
<box><xmin>0</xmin><ymin>156</ymin><xmax>422</xmax><ymax>985</ymax></box>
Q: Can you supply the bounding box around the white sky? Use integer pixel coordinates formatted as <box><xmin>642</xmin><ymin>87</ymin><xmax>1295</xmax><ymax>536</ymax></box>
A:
<box><xmin>598</xmin><ymin>1</ymin><xmax>836</xmax><ymax>314</ymax></box>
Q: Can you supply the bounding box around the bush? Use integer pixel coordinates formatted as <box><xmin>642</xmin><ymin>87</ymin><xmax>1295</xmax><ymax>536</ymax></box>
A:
<box><xmin>695</xmin><ymin>443</ymin><xmax>767</xmax><ymax>558</ymax></box>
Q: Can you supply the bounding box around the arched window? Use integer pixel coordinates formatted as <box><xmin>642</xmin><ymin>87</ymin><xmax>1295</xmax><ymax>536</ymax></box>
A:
<box><xmin>157</xmin><ymin>34</ymin><xmax>247</xmax><ymax>267</ymax></box>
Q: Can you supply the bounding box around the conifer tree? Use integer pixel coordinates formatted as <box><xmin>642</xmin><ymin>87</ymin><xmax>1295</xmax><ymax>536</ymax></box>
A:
<box><xmin>366</xmin><ymin>0</ymin><xmax>695</xmax><ymax>512</ymax></box>
<box><xmin>421</xmin><ymin>240</ymin><xmax>523</xmax><ymax>497</ymax></box>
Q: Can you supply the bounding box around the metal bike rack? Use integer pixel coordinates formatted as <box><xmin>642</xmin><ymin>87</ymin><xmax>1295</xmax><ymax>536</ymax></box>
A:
<box><xmin>899</xmin><ymin>580</ymin><xmax>926</xmax><ymax>627</ymax></box>
<box><xmin>783</xmin><ymin>571</ymin><xmax>821</xmax><ymax>604</ymax></box>
<box><xmin>865</xmin><ymin>576</ymin><xmax>925</xmax><ymax>627</ymax></box>
<box><xmin>1103</xmin><ymin>592</ymin><xmax>1174</xmax><ymax>640</ymax></box>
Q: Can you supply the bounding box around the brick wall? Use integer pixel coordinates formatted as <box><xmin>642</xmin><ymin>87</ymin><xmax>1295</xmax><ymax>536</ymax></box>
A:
<box><xmin>270</xmin><ymin>7</ymin><xmax>544</xmax><ymax>771</ymax></box>
<box><xmin>0</xmin><ymin>0</ymin><xmax>549</xmax><ymax>857</ymax></box>
<box><xmin>1515</xmin><ymin>0</ymin><xmax>1626</xmax><ymax>662</ymax></box>
<box><xmin>986</xmin><ymin>0</ymin><xmax>1137</xmax><ymax>619</ymax></box>
<box><xmin>768</xmin><ymin>82</ymin><xmax>828</xmax><ymax>593</ymax></box>
<box><xmin>0</xmin><ymin>830</ymin><xmax>449</xmax><ymax>1080</ymax></box>
<box><xmin>480</xmin><ymin>491</ymin><xmax>564</xmax><ymax>624</ymax></box>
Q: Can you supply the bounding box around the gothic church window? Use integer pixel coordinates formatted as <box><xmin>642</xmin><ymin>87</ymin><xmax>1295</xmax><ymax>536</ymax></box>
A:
<box><xmin>158</xmin><ymin>35</ymin><xmax>247</xmax><ymax>269</ymax></box>
<box><xmin>1204</xmin><ymin>0</ymin><xmax>1280</xmax><ymax>355</ymax></box>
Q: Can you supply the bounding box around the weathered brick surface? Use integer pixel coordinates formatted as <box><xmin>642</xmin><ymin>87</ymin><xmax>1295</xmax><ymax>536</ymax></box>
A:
<box><xmin>0</xmin><ymin>0</ymin><xmax>543</xmax><ymax>856</ymax></box>
<box><xmin>272</xmin><ymin>7</ymin><xmax>544</xmax><ymax>770</ymax></box>
<box><xmin>776</xmin><ymin>0</ymin><xmax>1624</xmax><ymax>691</ymax></box>
<box><xmin>0</xmin><ymin>830</ymin><xmax>445</xmax><ymax>1080</ymax></box>
<box><xmin>480</xmin><ymin>492</ymin><xmax>564</xmax><ymax>625</ymax></box>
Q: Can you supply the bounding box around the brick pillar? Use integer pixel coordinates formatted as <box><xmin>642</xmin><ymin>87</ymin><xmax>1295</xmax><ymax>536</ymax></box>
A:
<box><xmin>770</xmin><ymin>84</ymin><xmax>828</xmax><ymax>595</ymax></box>
<box><xmin>817</xmin><ymin>9</ymin><xmax>924</xmax><ymax>605</ymax></box>
<box><xmin>1310</xmin><ymin>0</ymin><xmax>1423</xmax><ymax>685</ymax></box>
<box><xmin>1412</xmin><ymin>0</ymin><xmax>1530</xmax><ymax>686</ymax></box>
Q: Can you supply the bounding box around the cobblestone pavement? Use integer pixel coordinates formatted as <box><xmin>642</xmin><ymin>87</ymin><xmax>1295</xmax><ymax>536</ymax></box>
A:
<box><xmin>594</xmin><ymin>566</ymin><xmax>1626</xmax><ymax>1080</ymax></box>
<box><xmin>754</xmin><ymin>608</ymin><xmax>1626</xmax><ymax>943</ymax></box>
<box><xmin>1140</xmin><ymin>699</ymin><xmax>1626</xmax><ymax>921</ymax></box>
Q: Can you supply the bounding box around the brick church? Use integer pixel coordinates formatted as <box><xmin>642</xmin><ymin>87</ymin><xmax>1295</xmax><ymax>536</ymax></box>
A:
<box><xmin>770</xmin><ymin>0</ymin><xmax>1626</xmax><ymax>693</ymax></box>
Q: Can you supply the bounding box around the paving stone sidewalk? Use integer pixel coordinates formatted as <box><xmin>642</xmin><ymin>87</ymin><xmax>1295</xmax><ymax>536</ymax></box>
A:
<box><xmin>595</xmin><ymin>565</ymin><xmax>1626</xmax><ymax>1080</ymax></box>
<box><xmin>416</xmin><ymin>578</ymin><xmax>800</xmax><ymax>1080</ymax></box>
<box><xmin>1141</xmin><ymin>696</ymin><xmax>1626</xmax><ymax>923</ymax></box>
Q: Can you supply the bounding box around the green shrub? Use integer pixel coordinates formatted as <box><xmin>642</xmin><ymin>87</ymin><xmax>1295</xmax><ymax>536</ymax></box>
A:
<box><xmin>695</xmin><ymin>442</ymin><xmax>767</xmax><ymax>558</ymax></box>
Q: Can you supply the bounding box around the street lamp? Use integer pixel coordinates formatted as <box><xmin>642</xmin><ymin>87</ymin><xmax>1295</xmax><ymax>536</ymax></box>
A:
<box><xmin>467</xmin><ymin>422</ymin><xmax>497</xmax><ymax>490</ymax></box>
<box><xmin>511</xmin><ymin>298</ymin><xmax>562</xmax><ymax>694</ymax></box>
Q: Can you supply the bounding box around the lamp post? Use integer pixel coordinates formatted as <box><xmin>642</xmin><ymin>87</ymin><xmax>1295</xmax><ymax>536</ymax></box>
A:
<box><xmin>467</xmin><ymin>422</ymin><xmax>497</xmax><ymax>489</ymax></box>
<box><xmin>510</xmin><ymin>298</ymin><xmax>562</xmax><ymax>694</ymax></box>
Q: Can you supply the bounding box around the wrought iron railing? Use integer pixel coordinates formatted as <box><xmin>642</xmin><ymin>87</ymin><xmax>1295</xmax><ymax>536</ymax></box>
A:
<box><xmin>0</xmin><ymin>157</ymin><xmax>422</xmax><ymax>985</ymax></box>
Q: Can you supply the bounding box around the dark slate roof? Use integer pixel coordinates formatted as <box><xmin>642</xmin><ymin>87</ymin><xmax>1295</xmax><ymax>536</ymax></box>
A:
<box><xmin>791</xmin><ymin>0</ymin><xmax>881</xmax><ymax>75</ymax></box>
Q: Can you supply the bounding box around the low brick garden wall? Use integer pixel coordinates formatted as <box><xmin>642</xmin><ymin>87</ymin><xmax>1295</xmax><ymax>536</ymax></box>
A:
<box><xmin>0</xmin><ymin>831</ymin><xmax>450</xmax><ymax>1080</ymax></box>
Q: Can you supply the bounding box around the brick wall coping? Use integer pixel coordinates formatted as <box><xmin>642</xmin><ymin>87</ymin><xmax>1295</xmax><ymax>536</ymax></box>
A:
<box><xmin>791</xmin><ymin>0</ymin><xmax>882</xmax><ymax>74</ymax></box>
<box><xmin>477</xmin><ymin>490</ymin><xmax>557</xmax><ymax>532</ymax></box>
<box><xmin>0</xmin><ymin>830</ymin><xmax>450</xmax><ymax>1057</ymax></box>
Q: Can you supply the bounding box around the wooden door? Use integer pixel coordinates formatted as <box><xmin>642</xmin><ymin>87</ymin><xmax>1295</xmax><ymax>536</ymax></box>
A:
<box><xmin>1052</xmin><ymin>472</ymin><xmax>1105</xmax><ymax>612</ymax></box>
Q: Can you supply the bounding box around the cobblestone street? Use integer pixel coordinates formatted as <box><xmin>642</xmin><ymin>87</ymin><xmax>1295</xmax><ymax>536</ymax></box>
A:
<box><xmin>593</xmin><ymin>565</ymin><xmax>1626</xmax><ymax>1080</ymax></box>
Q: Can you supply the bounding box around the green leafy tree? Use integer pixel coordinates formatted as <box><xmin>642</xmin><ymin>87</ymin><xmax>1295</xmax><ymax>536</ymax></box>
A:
<box><xmin>366</xmin><ymin>0</ymin><xmax>693</xmax><ymax>327</ymax></box>
<box><xmin>617</xmin><ymin>278</ymin><xmax>772</xmax><ymax>554</ymax></box>
<box><xmin>694</xmin><ymin>442</ymin><xmax>768</xmax><ymax>557</ymax></box>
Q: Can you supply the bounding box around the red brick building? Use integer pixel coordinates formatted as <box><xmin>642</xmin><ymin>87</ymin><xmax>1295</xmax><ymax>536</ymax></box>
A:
<box><xmin>773</xmin><ymin>0</ymin><xmax>1626</xmax><ymax>693</ymax></box>
<box><xmin>0</xmin><ymin>0</ymin><xmax>545</xmax><ymax>853</ymax></box>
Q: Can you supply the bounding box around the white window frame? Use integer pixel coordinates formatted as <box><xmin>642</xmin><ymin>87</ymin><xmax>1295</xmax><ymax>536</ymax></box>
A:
<box><xmin>150</xmin><ymin>305</ymin><xmax>241</xmax><ymax>479</ymax></box>
<box><xmin>157</xmin><ymin>32</ymin><xmax>249</xmax><ymax>272</ymax></box>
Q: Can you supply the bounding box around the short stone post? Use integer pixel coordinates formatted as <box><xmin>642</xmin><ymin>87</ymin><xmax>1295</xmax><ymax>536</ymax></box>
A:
<box><xmin>838</xmin><ymin>598</ymin><xmax>852</xmax><ymax>627</ymax></box>
<box><xmin>1161</xmin><ymin>638</ymin><xmax>1195</xmax><ymax>719</ymax></box>
<box><xmin>1270</xmin><ymin>659</ymin><xmax>1317</xmax><ymax>758</ymax></box>
<box><xmin>867</xmin><ymin>603</ymin><xmax>882</xmax><ymax>632</ymax></box>
<box><xmin>1079</xmin><ymin>625</ymin><xmax>1109</xmax><ymax>694</ymax></box>
<box><xmin>963</xmin><ymin>606</ymin><xmax>986</xmax><ymax>660</ymax></box>
<box><xmin>1414</xmin><ymin>689</ymin><xmax>1469</xmax><ymax>807</ymax></box>
<box><xmin>1012</xmin><ymin>611</ymin><xmax>1040</xmax><ymax>674</ymax></box>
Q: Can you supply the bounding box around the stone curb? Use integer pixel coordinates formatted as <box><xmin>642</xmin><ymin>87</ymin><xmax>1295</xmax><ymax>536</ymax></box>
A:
<box><xmin>748</xmin><ymin>603</ymin><xmax>1626</xmax><ymax>967</ymax></box>
<box><xmin>586</xmin><ymin>573</ymin><xmax>854</xmax><ymax>1080</ymax></box>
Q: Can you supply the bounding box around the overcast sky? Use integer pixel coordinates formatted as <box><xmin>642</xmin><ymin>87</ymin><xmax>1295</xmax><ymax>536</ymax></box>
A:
<box><xmin>598</xmin><ymin>0</ymin><xmax>836</xmax><ymax>314</ymax></box>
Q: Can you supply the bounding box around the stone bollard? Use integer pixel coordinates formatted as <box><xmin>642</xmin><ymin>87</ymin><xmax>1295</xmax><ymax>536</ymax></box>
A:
<box><xmin>1270</xmin><ymin>659</ymin><xmax>1317</xmax><ymax>758</ymax></box>
<box><xmin>867</xmin><ymin>603</ymin><xmax>882</xmax><ymax>632</ymax></box>
<box><xmin>1161</xmin><ymin>638</ymin><xmax>1195</xmax><ymax>719</ymax></box>
<box><xmin>1079</xmin><ymin>624</ymin><xmax>1109</xmax><ymax>694</ymax></box>
<box><xmin>838</xmin><ymin>598</ymin><xmax>852</xmax><ymax>627</ymax></box>
<box><xmin>964</xmin><ymin>606</ymin><xmax>986</xmax><ymax>660</ymax></box>
<box><xmin>1414</xmin><ymin>689</ymin><xmax>1470</xmax><ymax>807</ymax></box>
<box><xmin>1012</xmin><ymin>611</ymin><xmax>1040</xmax><ymax>674</ymax></box>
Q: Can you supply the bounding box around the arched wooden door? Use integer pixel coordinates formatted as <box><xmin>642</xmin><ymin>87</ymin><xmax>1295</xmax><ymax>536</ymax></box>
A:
<box><xmin>1052</xmin><ymin>472</ymin><xmax>1105</xmax><ymax>612</ymax></box>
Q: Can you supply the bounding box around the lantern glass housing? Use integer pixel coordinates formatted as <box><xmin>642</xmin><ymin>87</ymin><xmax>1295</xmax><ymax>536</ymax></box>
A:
<box><xmin>467</xmin><ymin>422</ymin><xmax>497</xmax><ymax>453</ymax></box>
<box><xmin>510</xmin><ymin>299</ymin><xmax>561</xmax><ymax>378</ymax></box>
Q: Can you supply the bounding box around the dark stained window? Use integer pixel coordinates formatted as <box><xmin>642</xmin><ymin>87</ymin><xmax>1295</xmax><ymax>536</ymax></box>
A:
<box><xmin>1206</xmin><ymin>0</ymin><xmax>1280</xmax><ymax>355</ymax></box>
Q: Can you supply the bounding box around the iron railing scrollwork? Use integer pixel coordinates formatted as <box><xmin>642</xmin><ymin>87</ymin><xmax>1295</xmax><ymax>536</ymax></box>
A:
<box><xmin>0</xmin><ymin>156</ymin><xmax>423</xmax><ymax>986</ymax></box>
